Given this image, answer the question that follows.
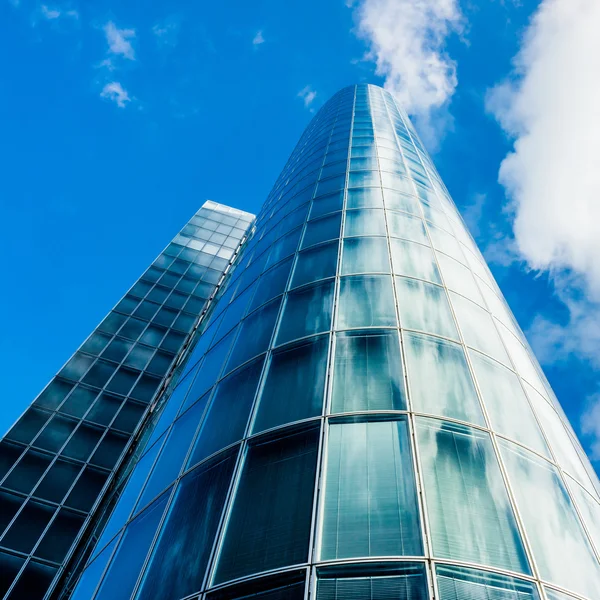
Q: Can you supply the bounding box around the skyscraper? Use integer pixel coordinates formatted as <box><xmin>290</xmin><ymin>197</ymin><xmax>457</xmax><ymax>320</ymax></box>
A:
<box><xmin>0</xmin><ymin>201</ymin><xmax>255</xmax><ymax>599</ymax></box>
<box><xmin>4</xmin><ymin>82</ymin><xmax>600</xmax><ymax>600</ymax></box>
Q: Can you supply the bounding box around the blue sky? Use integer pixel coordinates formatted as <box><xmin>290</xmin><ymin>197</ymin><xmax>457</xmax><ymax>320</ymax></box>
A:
<box><xmin>2</xmin><ymin>0</ymin><xmax>600</xmax><ymax>466</ymax></box>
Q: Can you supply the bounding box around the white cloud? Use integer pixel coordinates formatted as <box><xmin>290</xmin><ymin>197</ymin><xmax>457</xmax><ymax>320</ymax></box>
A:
<box><xmin>40</xmin><ymin>5</ymin><xmax>61</xmax><ymax>19</ymax></box>
<box><xmin>152</xmin><ymin>16</ymin><xmax>180</xmax><ymax>48</ymax></box>
<box><xmin>351</xmin><ymin>0</ymin><xmax>462</xmax><ymax>144</ymax></box>
<box><xmin>100</xmin><ymin>81</ymin><xmax>131</xmax><ymax>108</ymax></box>
<box><xmin>298</xmin><ymin>85</ymin><xmax>317</xmax><ymax>110</ymax></box>
<box><xmin>487</xmin><ymin>0</ymin><xmax>600</xmax><ymax>299</ymax></box>
<box><xmin>252</xmin><ymin>30</ymin><xmax>265</xmax><ymax>46</ymax></box>
<box><xmin>104</xmin><ymin>21</ymin><xmax>136</xmax><ymax>61</ymax></box>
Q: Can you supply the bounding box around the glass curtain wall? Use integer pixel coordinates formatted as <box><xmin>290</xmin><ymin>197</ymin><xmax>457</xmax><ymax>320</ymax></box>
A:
<box><xmin>68</xmin><ymin>85</ymin><xmax>600</xmax><ymax>600</ymax></box>
<box><xmin>0</xmin><ymin>201</ymin><xmax>254</xmax><ymax>600</ymax></box>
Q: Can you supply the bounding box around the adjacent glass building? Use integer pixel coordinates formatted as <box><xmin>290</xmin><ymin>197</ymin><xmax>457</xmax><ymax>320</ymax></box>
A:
<box><xmin>4</xmin><ymin>82</ymin><xmax>600</xmax><ymax>600</ymax></box>
<box><xmin>0</xmin><ymin>201</ymin><xmax>255</xmax><ymax>599</ymax></box>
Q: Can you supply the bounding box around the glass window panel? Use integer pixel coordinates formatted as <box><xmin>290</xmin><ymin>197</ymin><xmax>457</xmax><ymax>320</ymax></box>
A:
<box><xmin>1</xmin><ymin>500</ymin><xmax>55</xmax><ymax>554</ymax></box>
<box><xmin>321</xmin><ymin>420</ymin><xmax>422</xmax><ymax>559</ymax></box>
<box><xmin>277</xmin><ymin>281</ymin><xmax>334</xmax><ymax>344</ymax></box>
<box><xmin>95</xmin><ymin>493</ymin><xmax>169</xmax><ymax>600</ymax></box>
<box><xmin>215</xmin><ymin>426</ymin><xmax>319</xmax><ymax>584</ymax></box>
<box><xmin>346</xmin><ymin>187</ymin><xmax>384</xmax><ymax>209</ymax></box>
<box><xmin>7</xmin><ymin>408</ymin><xmax>51</xmax><ymax>445</ymax></box>
<box><xmin>395</xmin><ymin>277</ymin><xmax>458</xmax><ymax>339</ymax></box>
<box><xmin>469</xmin><ymin>351</ymin><xmax>549</xmax><ymax>456</ymax></box>
<box><xmin>450</xmin><ymin>293</ymin><xmax>510</xmax><ymax>364</ymax></box>
<box><xmin>70</xmin><ymin>539</ymin><xmax>118</xmax><ymax>600</ymax></box>
<box><xmin>227</xmin><ymin>298</ymin><xmax>282</xmax><ymax>371</ymax></box>
<box><xmin>310</xmin><ymin>192</ymin><xmax>343</xmax><ymax>219</ymax></box>
<box><xmin>93</xmin><ymin>440</ymin><xmax>163</xmax><ymax>555</ymax></box>
<box><xmin>331</xmin><ymin>330</ymin><xmax>406</xmax><ymax>413</ymax></box>
<box><xmin>90</xmin><ymin>430</ymin><xmax>128</xmax><ymax>469</ymax></box>
<box><xmin>137</xmin><ymin>400</ymin><xmax>204</xmax><ymax>510</ymax></box>
<box><xmin>189</xmin><ymin>357</ymin><xmax>264</xmax><ymax>467</ymax></box>
<box><xmin>499</xmin><ymin>439</ymin><xmax>600</xmax><ymax>597</ymax></box>
<box><xmin>390</xmin><ymin>239</ymin><xmax>440</xmax><ymax>283</ymax></box>
<box><xmin>0</xmin><ymin>491</ymin><xmax>23</xmax><ymax>542</ymax></box>
<box><xmin>250</xmin><ymin>258</ymin><xmax>293</xmax><ymax>312</ymax></box>
<box><xmin>428</xmin><ymin>224</ymin><xmax>465</xmax><ymax>263</ymax></box>
<box><xmin>207</xmin><ymin>572</ymin><xmax>306</xmax><ymax>600</ymax></box>
<box><xmin>186</xmin><ymin>331</ymin><xmax>237</xmax><ymax>408</ymax></box>
<box><xmin>566</xmin><ymin>476</ymin><xmax>600</xmax><ymax>555</ymax></box>
<box><xmin>348</xmin><ymin>170</ymin><xmax>380</xmax><ymax>188</ymax></box>
<box><xmin>404</xmin><ymin>332</ymin><xmax>483</xmax><ymax>424</ymax></box>
<box><xmin>254</xmin><ymin>336</ymin><xmax>328</xmax><ymax>433</ymax></box>
<box><xmin>436</xmin><ymin>565</ymin><xmax>540</xmax><ymax>600</ymax></box>
<box><xmin>34</xmin><ymin>379</ymin><xmax>74</xmax><ymax>410</ymax></box>
<box><xmin>35</xmin><ymin>508</ymin><xmax>85</xmax><ymax>563</ymax></box>
<box><xmin>137</xmin><ymin>449</ymin><xmax>238</xmax><ymax>600</ymax></box>
<box><xmin>437</xmin><ymin>253</ymin><xmax>483</xmax><ymax>305</ymax></box>
<box><xmin>65</xmin><ymin>466</ymin><xmax>109</xmax><ymax>512</ymax></box>
<box><xmin>60</xmin><ymin>353</ymin><xmax>94</xmax><ymax>381</ymax></box>
<box><xmin>292</xmin><ymin>242</ymin><xmax>338</xmax><ymax>288</ymax></box>
<box><xmin>525</xmin><ymin>383</ymin><xmax>595</xmax><ymax>492</ymax></box>
<box><xmin>301</xmin><ymin>212</ymin><xmax>342</xmax><ymax>249</ymax></box>
<box><xmin>344</xmin><ymin>209</ymin><xmax>386</xmax><ymax>237</ymax></box>
<box><xmin>34</xmin><ymin>459</ymin><xmax>81</xmax><ymax>504</ymax></box>
<box><xmin>3</xmin><ymin>449</ymin><xmax>52</xmax><ymax>494</ymax></box>
<box><xmin>316</xmin><ymin>564</ymin><xmax>428</xmax><ymax>600</ymax></box>
<box><xmin>8</xmin><ymin>561</ymin><xmax>57</xmax><ymax>600</ymax></box>
<box><xmin>386</xmin><ymin>211</ymin><xmax>429</xmax><ymax>244</ymax></box>
<box><xmin>341</xmin><ymin>237</ymin><xmax>390</xmax><ymax>275</ymax></box>
<box><xmin>383</xmin><ymin>189</ymin><xmax>420</xmax><ymax>215</ymax></box>
<box><xmin>337</xmin><ymin>275</ymin><xmax>396</xmax><ymax>329</ymax></box>
<box><xmin>416</xmin><ymin>418</ymin><xmax>529</xmax><ymax>573</ymax></box>
<box><xmin>86</xmin><ymin>393</ymin><xmax>122</xmax><ymax>426</ymax></box>
<box><xmin>544</xmin><ymin>590</ymin><xmax>579</xmax><ymax>600</ymax></box>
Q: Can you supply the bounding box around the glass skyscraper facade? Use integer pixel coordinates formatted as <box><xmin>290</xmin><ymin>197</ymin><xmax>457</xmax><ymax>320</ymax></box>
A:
<box><xmin>0</xmin><ymin>201</ymin><xmax>254</xmax><ymax>600</ymax></box>
<box><xmin>4</xmin><ymin>82</ymin><xmax>600</xmax><ymax>600</ymax></box>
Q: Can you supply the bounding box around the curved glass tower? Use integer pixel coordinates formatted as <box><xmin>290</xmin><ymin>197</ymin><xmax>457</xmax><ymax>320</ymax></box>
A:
<box><xmin>68</xmin><ymin>84</ymin><xmax>600</xmax><ymax>600</ymax></box>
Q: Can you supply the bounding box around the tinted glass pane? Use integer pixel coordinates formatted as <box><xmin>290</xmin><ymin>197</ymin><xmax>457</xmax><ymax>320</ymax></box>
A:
<box><xmin>70</xmin><ymin>539</ymin><xmax>118</xmax><ymax>600</ymax></box>
<box><xmin>416</xmin><ymin>418</ymin><xmax>529</xmax><ymax>574</ymax></box>
<box><xmin>292</xmin><ymin>242</ymin><xmax>338</xmax><ymax>288</ymax></box>
<box><xmin>301</xmin><ymin>213</ymin><xmax>341</xmax><ymax>249</ymax></box>
<box><xmin>436</xmin><ymin>565</ymin><xmax>540</xmax><ymax>600</ymax></box>
<box><xmin>8</xmin><ymin>561</ymin><xmax>57</xmax><ymax>600</ymax></box>
<box><xmin>342</xmin><ymin>237</ymin><xmax>390</xmax><ymax>274</ymax></box>
<box><xmin>254</xmin><ymin>336</ymin><xmax>328</xmax><ymax>433</ymax></box>
<box><xmin>3</xmin><ymin>450</ymin><xmax>52</xmax><ymax>494</ymax></box>
<box><xmin>215</xmin><ymin>426</ymin><xmax>319</xmax><ymax>583</ymax></box>
<box><xmin>34</xmin><ymin>459</ymin><xmax>81</xmax><ymax>504</ymax></box>
<box><xmin>450</xmin><ymin>293</ymin><xmax>509</xmax><ymax>364</ymax></box>
<box><xmin>137</xmin><ymin>450</ymin><xmax>238</xmax><ymax>600</ymax></box>
<box><xmin>207</xmin><ymin>572</ymin><xmax>305</xmax><ymax>600</ymax></box>
<box><xmin>0</xmin><ymin>551</ymin><xmax>25</xmax><ymax>598</ymax></box>
<box><xmin>469</xmin><ymin>351</ymin><xmax>549</xmax><ymax>455</ymax></box>
<box><xmin>277</xmin><ymin>281</ymin><xmax>334</xmax><ymax>344</ymax></box>
<box><xmin>337</xmin><ymin>275</ymin><xmax>396</xmax><ymax>329</ymax></box>
<box><xmin>95</xmin><ymin>493</ymin><xmax>169</xmax><ymax>600</ymax></box>
<box><xmin>316</xmin><ymin>564</ymin><xmax>428</xmax><ymax>600</ymax></box>
<box><xmin>227</xmin><ymin>298</ymin><xmax>282</xmax><ymax>371</ymax></box>
<box><xmin>35</xmin><ymin>508</ymin><xmax>85</xmax><ymax>563</ymax></box>
<box><xmin>189</xmin><ymin>357</ymin><xmax>264</xmax><ymax>466</ymax></box>
<box><xmin>6</xmin><ymin>408</ymin><xmax>50</xmax><ymax>445</ymax></box>
<box><xmin>65</xmin><ymin>467</ymin><xmax>109</xmax><ymax>512</ymax></box>
<box><xmin>395</xmin><ymin>277</ymin><xmax>457</xmax><ymax>339</ymax></box>
<box><xmin>331</xmin><ymin>330</ymin><xmax>406</xmax><ymax>412</ymax></box>
<box><xmin>344</xmin><ymin>209</ymin><xmax>386</xmax><ymax>237</ymax></box>
<box><xmin>436</xmin><ymin>253</ymin><xmax>483</xmax><ymax>305</ymax></box>
<box><xmin>404</xmin><ymin>332</ymin><xmax>483</xmax><ymax>424</ymax></box>
<box><xmin>386</xmin><ymin>211</ymin><xmax>429</xmax><ymax>244</ymax></box>
<box><xmin>249</xmin><ymin>258</ymin><xmax>293</xmax><ymax>311</ymax></box>
<box><xmin>1</xmin><ymin>500</ymin><xmax>55</xmax><ymax>554</ymax></box>
<box><xmin>137</xmin><ymin>400</ymin><xmax>204</xmax><ymax>510</ymax></box>
<box><xmin>390</xmin><ymin>239</ymin><xmax>440</xmax><ymax>283</ymax></box>
<box><xmin>499</xmin><ymin>439</ymin><xmax>600</xmax><ymax>597</ymax></box>
<box><xmin>321</xmin><ymin>420</ymin><xmax>422</xmax><ymax>559</ymax></box>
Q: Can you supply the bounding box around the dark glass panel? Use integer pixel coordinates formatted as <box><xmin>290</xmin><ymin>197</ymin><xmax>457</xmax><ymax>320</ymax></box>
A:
<box><xmin>215</xmin><ymin>426</ymin><xmax>319</xmax><ymax>583</ymax></box>
<box><xmin>137</xmin><ymin>449</ymin><xmax>238</xmax><ymax>600</ymax></box>
<box><xmin>254</xmin><ymin>336</ymin><xmax>328</xmax><ymax>433</ymax></box>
